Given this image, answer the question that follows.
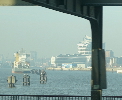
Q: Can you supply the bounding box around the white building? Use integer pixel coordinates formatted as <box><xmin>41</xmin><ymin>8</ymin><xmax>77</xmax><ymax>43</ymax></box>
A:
<box><xmin>51</xmin><ymin>54</ymin><xmax>88</xmax><ymax>68</ymax></box>
<box><xmin>51</xmin><ymin>35</ymin><xmax>105</xmax><ymax>68</ymax></box>
<box><xmin>77</xmin><ymin>35</ymin><xmax>91</xmax><ymax>55</ymax></box>
<box><xmin>51</xmin><ymin>56</ymin><xmax>56</xmax><ymax>67</ymax></box>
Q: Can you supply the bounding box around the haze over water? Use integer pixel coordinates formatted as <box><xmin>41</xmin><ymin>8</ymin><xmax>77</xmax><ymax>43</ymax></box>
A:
<box><xmin>1</xmin><ymin>7</ymin><xmax>122</xmax><ymax>58</ymax></box>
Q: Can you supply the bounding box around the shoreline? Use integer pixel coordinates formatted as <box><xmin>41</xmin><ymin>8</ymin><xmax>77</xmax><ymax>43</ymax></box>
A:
<box><xmin>46</xmin><ymin>67</ymin><xmax>122</xmax><ymax>72</ymax></box>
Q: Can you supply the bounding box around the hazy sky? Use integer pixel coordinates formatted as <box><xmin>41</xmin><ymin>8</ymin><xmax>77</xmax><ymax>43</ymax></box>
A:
<box><xmin>0</xmin><ymin>6</ymin><xmax>122</xmax><ymax>58</ymax></box>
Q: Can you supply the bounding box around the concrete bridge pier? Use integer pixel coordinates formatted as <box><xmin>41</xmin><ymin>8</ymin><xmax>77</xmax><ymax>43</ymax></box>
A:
<box><xmin>89</xmin><ymin>6</ymin><xmax>106</xmax><ymax>100</ymax></box>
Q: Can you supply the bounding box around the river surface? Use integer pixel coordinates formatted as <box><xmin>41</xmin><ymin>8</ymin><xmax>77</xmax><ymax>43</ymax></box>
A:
<box><xmin>0</xmin><ymin>67</ymin><xmax>122</xmax><ymax>96</ymax></box>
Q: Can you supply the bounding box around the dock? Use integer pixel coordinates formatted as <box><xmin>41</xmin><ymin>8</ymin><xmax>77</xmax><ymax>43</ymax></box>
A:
<box><xmin>117</xmin><ymin>70</ymin><xmax>122</xmax><ymax>73</ymax></box>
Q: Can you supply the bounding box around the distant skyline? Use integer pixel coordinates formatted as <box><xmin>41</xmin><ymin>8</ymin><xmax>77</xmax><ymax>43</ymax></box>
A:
<box><xmin>0</xmin><ymin>6</ymin><xmax>122</xmax><ymax>58</ymax></box>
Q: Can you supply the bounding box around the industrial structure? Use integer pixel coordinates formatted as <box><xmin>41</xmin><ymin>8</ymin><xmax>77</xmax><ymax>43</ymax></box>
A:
<box><xmin>51</xmin><ymin>35</ymin><xmax>122</xmax><ymax>68</ymax></box>
<box><xmin>51</xmin><ymin>35</ymin><xmax>92</xmax><ymax>68</ymax></box>
<box><xmin>12</xmin><ymin>49</ymin><xmax>31</xmax><ymax>73</ymax></box>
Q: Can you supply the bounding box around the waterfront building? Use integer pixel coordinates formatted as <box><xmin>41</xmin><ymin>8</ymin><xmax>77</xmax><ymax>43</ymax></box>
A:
<box><xmin>41</xmin><ymin>58</ymin><xmax>51</xmax><ymax>67</ymax></box>
<box><xmin>77</xmin><ymin>35</ymin><xmax>91</xmax><ymax>55</ymax></box>
<box><xmin>77</xmin><ymin>35</ymin><xmax>105</xmax><ymax>55</ymax></box>
<box><xmin>51</xmin><ymin>54</ymin><xmax>89</xmax><ymax>68</ymax></box>
<box><xmin>51</xmin><ymin>56</ymin><xmax>56</xmax><ymax>67</ymax></box>
<box><xmin>106</xmin><ymin>57</ymin><xmax>116</xmax><ymax>67</ymax></box>
<box><xmin>30</xmin><ymin>51</ymin><xmax>37</xmax><ymax>66</ymax></box>
<box><xmin>51</xmin><ymin>35</ymin><xmax>92</xmax><ymax>68</ymax></box>
<box><xmin>51</xmin><ymin>35</ymin><xmax>106</xmax><ymax>68</ymax></box>
<box><xmin>117</xmin><ymin>57</ymin><xmax>122</xmax><ymax>67</ymax></box>
<box><xmin>105</xmin><ymin>50</ymin><xmax>115</xmax><ymax>67</ymax></box>
<box><xmin>105</xmin><ymin>50</ymin><xmax>114</xmax><ymax>57</ymax></box>
<box><xmin>106</xmin><ymin>56</ymin><xmax>122</xmax><ymax>67</ymax></box>
<box><xmin>0</xmin><ymin>54</ymin><xmax>4</xmax><ymax>66</ymax></box>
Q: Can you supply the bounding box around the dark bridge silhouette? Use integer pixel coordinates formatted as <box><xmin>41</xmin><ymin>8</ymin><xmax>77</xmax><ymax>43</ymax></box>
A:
<box><xmin>0</xmin><ymin>0</ymin><xmax>122</xmax><ymax>100</ymax></box>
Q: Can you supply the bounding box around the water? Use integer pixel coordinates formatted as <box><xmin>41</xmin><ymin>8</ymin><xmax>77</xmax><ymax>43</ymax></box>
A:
<box><xmin>0</xmin><ymin>67</ymin><xmax>122</xmax><ymax>96</ymax></box>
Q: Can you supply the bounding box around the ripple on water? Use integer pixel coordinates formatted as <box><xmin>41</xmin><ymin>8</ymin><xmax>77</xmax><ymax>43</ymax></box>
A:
<box><xmin>0</xmin><ymin>68</ymin><xmax>122</xmax><ymax>96</ymax></box>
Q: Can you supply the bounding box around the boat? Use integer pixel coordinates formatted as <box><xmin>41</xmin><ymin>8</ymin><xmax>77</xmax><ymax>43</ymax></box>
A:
<box><xmin>12</xmin><ymin>49</ymin><xmax>31</xmax><ymax>73</ymax></box>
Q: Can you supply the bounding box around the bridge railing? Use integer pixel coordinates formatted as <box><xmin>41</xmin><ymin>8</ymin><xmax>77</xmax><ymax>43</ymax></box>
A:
<box><xmin>0</xmin><ymin>95</ymin><xmax>122</xmax><ymax>100</ymax></box>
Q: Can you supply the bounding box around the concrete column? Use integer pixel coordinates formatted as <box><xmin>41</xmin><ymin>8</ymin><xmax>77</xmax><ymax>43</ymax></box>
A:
<box><xmin>89</xmin><ymin>6</ymin><xmax>106</xmax><ymax>100</ymax></box>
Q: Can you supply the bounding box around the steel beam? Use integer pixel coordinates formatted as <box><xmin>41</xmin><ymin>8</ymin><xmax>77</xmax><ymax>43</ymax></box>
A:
<box><xmin>82</xmin><ymin>0</ymin><xmax>122</xmax><ymax>6</ymax></box>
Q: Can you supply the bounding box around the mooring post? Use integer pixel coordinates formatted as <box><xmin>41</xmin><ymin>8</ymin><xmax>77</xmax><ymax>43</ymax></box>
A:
<box><xmin>40</xmin><ymin>70</ymin><xmax>47</xmax><ymax>84</ymax></box>
<box><xmin>23</xmin><ymin>74</ymin><xmax>30</xmax><ymax>86</ymax></box>
<box><xmin>90</xmin><ymin>6</ymin><xmax>106</xmax><ymax>100</ymax></box>
<box><xmin>7</xmin><ymin>75</ymin><xmax>17</xmax><ymax>88</ymax></box>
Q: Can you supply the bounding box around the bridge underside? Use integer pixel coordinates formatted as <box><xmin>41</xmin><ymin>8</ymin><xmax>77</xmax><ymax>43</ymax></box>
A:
<box><xmin>1</xmin><ymin>0</ymin><xmax>120</xmax><ymax>99</ymax></box>
<box><xmin>1</xmin><ymin>0</ymin><xmax>122</xmax><ymax>6</ymax></box>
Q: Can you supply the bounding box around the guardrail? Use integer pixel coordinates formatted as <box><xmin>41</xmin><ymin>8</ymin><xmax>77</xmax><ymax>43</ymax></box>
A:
<box><xmin>0</xmin><ymin>95</ymin><xmax>122</xmax><ymax>100</ymax></box>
